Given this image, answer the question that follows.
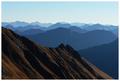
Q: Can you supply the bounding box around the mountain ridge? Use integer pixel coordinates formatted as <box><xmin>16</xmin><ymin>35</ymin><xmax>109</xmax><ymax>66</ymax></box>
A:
<box><xmin>2</xmin><ymin>27</ymin><xmax>112</xmax><ymax>79</ymax></box>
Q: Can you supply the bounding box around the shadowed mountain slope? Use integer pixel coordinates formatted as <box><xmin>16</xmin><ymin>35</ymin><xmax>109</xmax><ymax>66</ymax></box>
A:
<box><xmin>79</xmin><ymin>39</ymin><xmax>118</xmax><ymax>79</ymax></box>
<box><xmin>2</xmin><ymin>28</ymin><xmax>112</xmax><ymax>79</ymax></box>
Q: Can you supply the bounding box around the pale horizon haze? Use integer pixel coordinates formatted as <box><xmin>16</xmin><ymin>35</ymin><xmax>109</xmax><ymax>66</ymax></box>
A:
<box><xmin>2</xmin><ymin>2</ymin><xmax>118</xmax><ymax>25</ymax></box>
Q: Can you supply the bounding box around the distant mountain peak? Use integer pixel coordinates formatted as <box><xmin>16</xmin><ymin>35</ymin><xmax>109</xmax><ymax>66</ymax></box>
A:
<box><xmin>49</xmin><ymin>22</ymin><xmax>71</xmax><ymax>29</ymax></box>
<box><xmin>92</xmin><ymin>23</ymin><xmax>104</xmax><ymax>26</ymax></box>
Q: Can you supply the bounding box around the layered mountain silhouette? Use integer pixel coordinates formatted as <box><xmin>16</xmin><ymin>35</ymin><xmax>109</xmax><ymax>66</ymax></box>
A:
<box><xmin>2</xmin><ymin>22</ymin><xmax>118</xmax><ymax>50</ymax></box>
<box><xmin>2</xmin><ymin>22</ymin><xmax>118</xmax><ymax>35</ymax></box>
<box><xmin>79</xmin><ymin>39</ymin><xmax>118</xmax><ymax>79</ymax></box>
<box><xmin>80</xmin><ymin>24</ymin><xmax>118</xmax><ymax>35</ymax></box>
<box><xmin>2</xmin><ymin>21</ymin><xmax>29</xmax><ymax>27</ymax></box>
<box><xmin>2</xmin><ymin>27</ymin><xmax>112</xmax><ymax>79</ymax></box>
<box><xmin>23</xmin><ymin>27</ymin><xmax>117</xmax><ymax>50</ymax></box>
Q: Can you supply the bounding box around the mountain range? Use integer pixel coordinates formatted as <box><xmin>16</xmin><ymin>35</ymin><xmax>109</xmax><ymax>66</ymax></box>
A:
<box><xmin>22</xmin><ymin>27</ymin><xmax>117</xmax><ymax>50</ymax></box>
<box><xmin>2</xmin><ymin>21</ymin><xmax>118</xmax><ymax>50</ymax></box>
<box><xmin>2</xmin><ymin>27</ymin><xmax>112</xmax><ymax>79</ymax></box>
<box><xmin>2</xmin><ymin>21</ymin><xmax>118</xmax><ymax>35</ymax></box>
<box><xmin>2</xmin><ymin>21</ymin><xmax>118</xmax><ymax>79</ymax></box>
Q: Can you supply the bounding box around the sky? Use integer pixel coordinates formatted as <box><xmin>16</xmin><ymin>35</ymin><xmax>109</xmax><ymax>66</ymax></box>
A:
<box><xmin>2</xmin><ymin>2</ymin><xmax>118</xmax><ymax>25</ymax></box>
